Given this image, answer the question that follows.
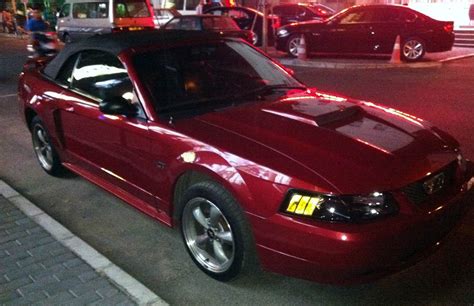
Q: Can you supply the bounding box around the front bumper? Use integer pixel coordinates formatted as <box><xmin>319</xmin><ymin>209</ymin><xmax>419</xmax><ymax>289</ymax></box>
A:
<box><xmin>248</xmin><ymin>164</ymin><xmax>474</xmax><ymax>284</ymax></box>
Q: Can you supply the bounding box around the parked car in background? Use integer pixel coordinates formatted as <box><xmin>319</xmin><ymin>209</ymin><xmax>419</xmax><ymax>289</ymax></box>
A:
<box><xmin>56</xmin><ymin>0</ymin><xmax>155</xmax><ymax>43</ymax></box>
<box><xmin>204</xmin><ymin>6</ymin><xmax>279</xmax><ymax>46</ymax></box>
<box><xmin>162</xmin><ymin>15</ymin><xmax>254</xmax><ymax>43</ymax></box>
<box><xmin>276</xmin><ymin>4</ymin><xmax>454</xmax><ymax>61</ymax></box>
<box><xmin>272</xmin><ymin>3</ymin><xmax>332</xmax><ymax>26</ymax></box>
<box><xmin>153</xmin><ymin>8</ymin><xmax>180</xmax><ymax>28</ymax></box>
<box><xmin>18</xmin><ymin>31</ymin><xmax>474</xmax><ymax>284</ymax></box>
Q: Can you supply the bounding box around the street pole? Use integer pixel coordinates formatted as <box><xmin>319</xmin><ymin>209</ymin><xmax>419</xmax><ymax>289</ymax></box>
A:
<box><xmin>259</xmin><ymin>0</ymin><xmax>267</xmax><ymax>52</ymax></box>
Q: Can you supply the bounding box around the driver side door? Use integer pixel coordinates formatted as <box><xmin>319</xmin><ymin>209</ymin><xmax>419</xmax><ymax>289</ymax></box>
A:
<box><xmin>54</xmin><ymin>50</ymin><xmax>158</xmax><ymax>207</ymax></box>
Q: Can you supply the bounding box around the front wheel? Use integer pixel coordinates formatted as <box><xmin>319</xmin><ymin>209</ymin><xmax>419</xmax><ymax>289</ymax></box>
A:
<box><xmin>31</xmin><ymin>116</ymin><xmax>64</xmax><ymax>176</ymax></box>
<box><xmin>180</xmin><ymin>181</ymin><xmax>257</xmax><ymax>281</ymax></box>
<box><xmin>286</xmin><ymin>34</ymin><xmax>301</xmax><ymax>58</ymax></box>
<box><xmin>402</xmin><ymin>37</ymin><xmax>425</xmax><ymax>62</ymax></box>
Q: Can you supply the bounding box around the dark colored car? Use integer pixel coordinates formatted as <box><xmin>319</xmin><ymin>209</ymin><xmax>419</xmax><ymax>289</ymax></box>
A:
<box><xmin>162</xmin><ymin>15</ymin><xmax>254</xmax><ymax>44</ymax></box>
<box><xmin>153</xmin><ymin>8</ymin><xmax>181</xmax><ymax>28</ymax></box>
<box><xmin>204</xmin><ymin>6</ymin><xmax>280</xmax><ymax>46</ymax></box>
<box><xmin>276</xmin><ymin>4</ymin><xmax>454</xmax><ymax>61</ymax></box>
<box><xmin>19</xmin><ymin>31</ymin><xmax>474</xmax><ymax>284</ymax></box>
<box><xmin>272</xmin><ymin>3</ymin><xmax>333</xmax><ymax>26</ymax></box>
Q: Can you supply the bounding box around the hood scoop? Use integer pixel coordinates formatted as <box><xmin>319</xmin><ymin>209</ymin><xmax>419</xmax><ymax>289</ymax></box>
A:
<box><xmin>262</xmin><ymin>105</ymin><xmax>364</xmax><ymax>128</ymax></box>
<box><xmin>314</xmin><ymin>105</ymin><xmax>364</xmax><ymax>127</ymax></box>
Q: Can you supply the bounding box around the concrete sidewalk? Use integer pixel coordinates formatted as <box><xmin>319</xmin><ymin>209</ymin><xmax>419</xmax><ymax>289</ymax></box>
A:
<box><xmin>0</xmin><ymin>180</ymin><xmax>167</xmax><ymax>305</ymax></box>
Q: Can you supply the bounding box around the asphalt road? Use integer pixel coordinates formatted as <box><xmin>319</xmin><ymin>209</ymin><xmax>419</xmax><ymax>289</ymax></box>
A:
<box><xmin>1</xmin><ymin>36</ymin><xmax>473</xmax><ymax>305</ymax></box>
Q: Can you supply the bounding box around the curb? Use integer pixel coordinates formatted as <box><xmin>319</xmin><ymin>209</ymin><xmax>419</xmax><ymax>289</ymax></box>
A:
<box><xmin>277</xmin><ymin>58</ymin><xmax>443</xmax><ymax>69</ymax></box>
<box><xmin>0</xmin><ymin>179</ymin><xmax>168</xmax><ymax>306</ymax></box>
<box><xmin>440</xmin><ymin>53</ymin><xmax>474</xmax><ymax>63</ymax></box>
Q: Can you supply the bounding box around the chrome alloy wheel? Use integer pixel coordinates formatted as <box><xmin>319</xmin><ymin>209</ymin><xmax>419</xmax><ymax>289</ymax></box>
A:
<box><xmin>288</xmin><ymin>36</ymin><xmax>301</xmax><ymax>57</ymax></box>
<box><xmin>251</xmin><ymin>31</ymin><xmax>259</xmax><ymax>45</ymax></box>
<box><xmin>182</xmin><ymin>197</ymin><xmax>235</xmax><ymax>273</ymax></box>
<box><xmin>403</xmin><ymin>39</ymin><xmax>424</xmax><ymax>61</ymax></box>
<box><xmin>32</xmin><ymin>124</ymin><xmax>53</xmax><ymax>171</ymax></box>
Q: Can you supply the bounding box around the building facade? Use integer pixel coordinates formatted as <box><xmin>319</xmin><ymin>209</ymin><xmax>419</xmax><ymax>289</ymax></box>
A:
<box><xmin>353</xmin><ymin>0</ymin><xmax>474</xmax><ymax>29</ymax></box>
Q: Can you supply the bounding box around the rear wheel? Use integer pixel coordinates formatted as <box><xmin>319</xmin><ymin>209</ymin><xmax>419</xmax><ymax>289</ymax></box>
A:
<box><xmin>31</xmin><ymin>116</ymin><xmax>64</xmax><ymax>176</ymax></box>
<box><xmin>251</xmin><ymin>31</ymin><xmax>259</xmax><ymax>46</ymax></box>
<box><xmin>180</xmin><ymin>181</ymin><xmax>257</xmax><ymax>281</ymax></box>
<box><xmin>286</xmin><ymin>34</ymin><xmax>301</xmax><ymax>58</ymax></box>
<box><xmin>402</xmin><ymin>37</ymin><xmax>425</xmax><ymax>62</ymax></box>
<box><xmin>63</xmin><ymin>33</ymin><xmax>72</xmax><ymax>44</ymax></box>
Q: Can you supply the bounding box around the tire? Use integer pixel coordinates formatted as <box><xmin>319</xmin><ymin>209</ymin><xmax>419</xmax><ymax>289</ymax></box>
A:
<box><xmin>401</xmin><ymin>37</ymin><xmax>425</xmax><ymax>62</ymax></box>
<box><xmin>31</xmin><ymin>116</ymin><xmax>64</xmax><ymax>176</ymax></box>
<box><xmin>179</xmin><ymin>181</ymin><xmax>257</xmax><ymax>281</ymax></box>
<box><xmin>286</xmin><ymin>34</ymin><xmax>301</xmax><ymax>58</ymax></box>
<box><xmin>251</xmin><ymin>31</ymin><xmax>259</xmax><ymax>46</ymax></box>
<box><xmin>63</xmin><ymin>33</ymin><xmax>72</xmax><ymax>44</ymax></box>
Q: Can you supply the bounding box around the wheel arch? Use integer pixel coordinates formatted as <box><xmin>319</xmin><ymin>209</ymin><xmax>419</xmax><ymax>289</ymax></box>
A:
<box><xmin>169</xmin><ymin>158</ymin><xmax>254</xmax><ymax>229</ymax></box>
<box><xmin>25</xmin><ymin>107</ymin><xmax>38</xmax><ymax>131</ymax></box>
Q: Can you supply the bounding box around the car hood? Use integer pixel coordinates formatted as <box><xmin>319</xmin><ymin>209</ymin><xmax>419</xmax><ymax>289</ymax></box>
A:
<box><xmin>175</xmin><ymin>90</ymin><xmax>459</xmax><ymax>194</ymax></box>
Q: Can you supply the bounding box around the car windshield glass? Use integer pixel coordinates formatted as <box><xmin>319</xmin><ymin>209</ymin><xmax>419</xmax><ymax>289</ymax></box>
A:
<box><xmin>325</xmin><ymin>7</ymin><xmax>350</xmax><ymax>23</ymax></box>
<box><xmin>202</xmin><ymin>17</ymin><xmax>240</xmax><ymax>30</ymax></box>
<box><xmin>115</xmin><ymin>0</ymin><xmax>150</xmax><ymax>18</ymax></box>
<box><xmin>134</xmin><ymin>41</ymin><xmax>304</xmax><ymax>115</ymax></box>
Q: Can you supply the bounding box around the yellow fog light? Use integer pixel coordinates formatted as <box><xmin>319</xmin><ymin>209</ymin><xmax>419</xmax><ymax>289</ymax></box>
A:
<box><xmin>286</xmin><ymin>193</ymin><xmax>324</xmax><ymax>216</ymax></box>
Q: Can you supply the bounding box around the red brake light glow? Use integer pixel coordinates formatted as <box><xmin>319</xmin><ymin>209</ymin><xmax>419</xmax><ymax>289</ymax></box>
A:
<box><xmin>444</xmin><ymin>24</ymin><xmax>453</xmax><ymax>33</ymax></box>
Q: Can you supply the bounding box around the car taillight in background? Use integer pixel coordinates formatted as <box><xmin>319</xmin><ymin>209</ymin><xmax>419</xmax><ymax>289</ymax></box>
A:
<box><xmin>270</xmin><ymin>15</ymin><xmax>280</xmax><ymax>29</ymax></box>
<box><xmin>443</xmin><ymin>22</ymin><xmax>454</xmax><ymax>33</ymax></box>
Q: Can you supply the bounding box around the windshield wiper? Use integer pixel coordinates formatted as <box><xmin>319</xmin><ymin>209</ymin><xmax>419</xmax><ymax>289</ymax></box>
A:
<box><xmin>235</xmin><ymin>84</ymin><xmax>306</xmax><ymax>100</ymax></box>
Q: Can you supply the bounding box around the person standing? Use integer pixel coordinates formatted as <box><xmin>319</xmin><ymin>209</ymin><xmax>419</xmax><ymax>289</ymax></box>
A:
<box><xmin>26</xmin><ymin>8</ymin><xmax>47</xmax><ymax>33</ymax></box>
<box><xmin>196</xmin><ymin>0</ymin><xmax>204</xmax><ymax>14</ymax></box>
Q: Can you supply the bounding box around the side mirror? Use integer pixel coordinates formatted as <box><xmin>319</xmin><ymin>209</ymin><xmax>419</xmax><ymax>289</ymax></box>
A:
<box><xmin>99</xmin><ymin>96</ymin><xmax>137</xmax><ymax>116</ymax></box>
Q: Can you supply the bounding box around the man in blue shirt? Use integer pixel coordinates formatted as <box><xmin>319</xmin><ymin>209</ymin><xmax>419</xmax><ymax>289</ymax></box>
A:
<box><xmin>26</xmin><ymin>8</ymin><xmax>47</xmax><ymax>32</ymax></box>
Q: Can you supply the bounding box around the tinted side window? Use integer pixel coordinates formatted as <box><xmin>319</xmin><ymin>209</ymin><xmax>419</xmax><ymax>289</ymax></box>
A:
<box><xmin>165</xmin><ymin>18</ymin><xmax>180</xmax><ymax>29</ymax></box>
<box><xmin>73</xmin><ymin>2</ymin><xmax>108</xmax><ymax>19</ymax></box>
<box><xmin>339</xmin><ymin>9</ymin><xmax>376</xmax><ymax>24</ymax></box>
<box><xmin>180</xmin><ymin>18</ymin><xmax>201</xmax><ymax>30</ymax></box>
<box><xmin>401</xmin><ymin>11</ymin><xmax>418</xmax><ymax>22</ymax></box>
<box><xmin>114</xmin><ymin>0</ymin><xmax>150</xmax><ymax>18</ymax></box>
<box><xmin>59</xmin><ymin>3</ymin><xmax>71</xmax><ymax>18</ymax></box>
<box><xmin>372</xmin><ymin>8</ymin><xmax>401</xmax><ymax>23</ymax></box>
<box><xmin>71</xmin><ymin>51</ymin><xmax>132</xmax><ymax>102</ymax></box>
<box><xmin>229</xmin><ymin>9</ymin><xmax>250</xmax><ymax>19</ymax></box>
<box><xmin>56</xmin><ymin>53</ymin><xmax>79</xmax><ymax>86</ymax></box>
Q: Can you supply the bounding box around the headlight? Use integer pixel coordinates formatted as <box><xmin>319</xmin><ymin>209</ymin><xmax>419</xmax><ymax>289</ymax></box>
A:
<box><xmin>281</xmin><ymin>190</ymin><xmax>398</xmax><ymax>222</ymax></box>
<box><xmin>277</xmin><ymin>29</ymin><xmax>289</xmax><ymax>37</ymax></box>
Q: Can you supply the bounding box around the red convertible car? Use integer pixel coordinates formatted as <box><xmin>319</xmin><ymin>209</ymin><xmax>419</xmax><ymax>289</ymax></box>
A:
<box><xmin>18</xmin><ymin>31</ymin><xmax>473</xmax><ymax>284</ymax></box>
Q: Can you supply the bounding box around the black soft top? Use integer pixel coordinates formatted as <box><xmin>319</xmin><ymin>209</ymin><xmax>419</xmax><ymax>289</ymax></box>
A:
<box><xmin>43</xmin><ymin>30</ymin><xmax>225</xmax><ymax>79</ymax></box>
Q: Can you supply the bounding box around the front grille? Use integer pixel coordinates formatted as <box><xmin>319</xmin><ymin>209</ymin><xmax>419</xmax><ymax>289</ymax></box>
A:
<box><xmin>402</xmin><ymin>162</ymin><xmax>457</xmax><ymax>205</ymax></box>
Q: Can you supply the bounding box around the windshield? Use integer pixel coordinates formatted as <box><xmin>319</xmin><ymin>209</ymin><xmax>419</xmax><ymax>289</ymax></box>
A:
<box><xmin>134</xmin><ymin>41</ymin><xmax>304</xmax><ymax>115</ymax></box>
<box><xmin>115</xmin><ymin>0</ymin><xmax>151</xmax><ymax>18</ymax></box>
